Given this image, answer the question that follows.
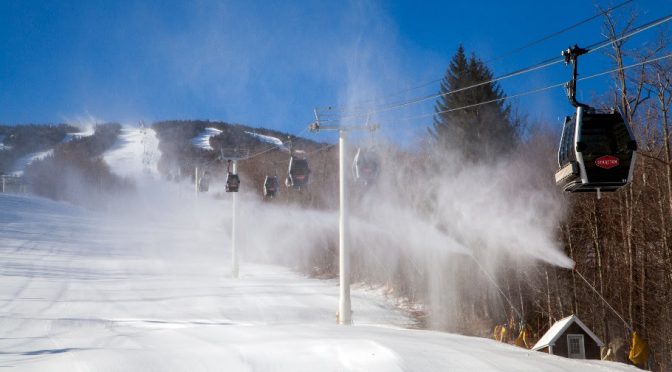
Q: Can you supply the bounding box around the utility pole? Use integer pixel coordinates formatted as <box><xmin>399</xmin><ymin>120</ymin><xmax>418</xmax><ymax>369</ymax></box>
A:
<box><xmin>231</xmin><ymin>160</ymin><xmax>239</xmax><ymax>278</ymax></box>
<box><xmin>310</xmin><ymin>111</ymin><xmax>377</xmax><ymax>325</ymax></box>
<box><xmin>194</xmin><ymin>167</ymin><xmax>199</xmax><ymax>196</ymax></box>
<box><xmin>337</xmin><ymin>129</ymin><xmax>351</xmax><ymax>324</ymax></box>
<box><xmin>220</xmin><ymin>148</ymin><xmax>248</xmax><ymax>278</ymax></box>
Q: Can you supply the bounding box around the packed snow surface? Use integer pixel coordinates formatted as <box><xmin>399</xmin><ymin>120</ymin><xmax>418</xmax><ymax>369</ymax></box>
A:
<box><xmin>191</xmin><ymin>127</ymin><xmax>222</xmax><ymax>151</ymax></box>
<box><xmin>0</xmin><ymin>193</ymin><xmax>639</xmax><ymax>371</ymax></box>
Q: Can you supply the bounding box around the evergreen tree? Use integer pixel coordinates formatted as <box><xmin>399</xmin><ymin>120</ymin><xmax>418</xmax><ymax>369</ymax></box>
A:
<box><xmin>430</xmin><ymin>45</ymin><xmax>520</xmax><ymax>161</ymax></box>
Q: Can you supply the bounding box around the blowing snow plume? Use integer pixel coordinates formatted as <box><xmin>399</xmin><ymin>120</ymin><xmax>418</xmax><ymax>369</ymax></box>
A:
<box><xmin>29</xmin><ymin>115</ymin><xmax>571</xmax><ymax>335</ymax></box>
<box><xmin>336</xmin><ymin>137</ymin><xmax>573</xmax><ymax>331</ymax></box>
<box><xmin>183</xmin><ymin>131</ymin><xmax>572</xmax><ymax>333</ymax></box>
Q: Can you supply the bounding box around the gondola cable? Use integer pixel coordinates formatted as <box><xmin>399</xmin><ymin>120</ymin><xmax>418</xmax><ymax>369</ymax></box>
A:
<box><xmin>344</xmin><ymin>52</ymin><xmax>672</xmax><ymax>127</ymax></box>
<box><xmin>319</xmin><ymin>13</ymin><xmax>672</xmax><ymax>123</ymax></box>
<box><xmin>244</xmin><ymin>125</ymin><xmax>310</xmax><ymax>161</ymax></box>
<box><xmin>485</xmin><ymin>0</ymin><xmax>634</xmax><ymax>65</ymax></box>
<box><xmin>320</xmin><ymin>0</ymin><xmax>635</xmax><ymax>114</ymax></box>
<box><xmin>237</xmin><ymin>13</ymin><xmax>672</xmax><ymax>162</ymax></box>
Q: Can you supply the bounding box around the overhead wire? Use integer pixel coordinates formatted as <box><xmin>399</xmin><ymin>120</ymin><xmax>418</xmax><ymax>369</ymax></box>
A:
<box><xmin>485</xmin><ymin>0</ymin><xmax>634</xmax><ymax>65</ymax></box>
<box><xmin>363</xmin><ymin>52</ymin><xmax>672</xmax><ymax>126</ymax></box>
<box><xmin>241</xmin><ymin>11</ymin><xmax>672</xmax><ymax>162</ymax></box>
<box><xmin>320</xmin><ymin>13</ymin><xmax>672</xmax><ymax>123</ymax></box>
<box><xmin>242</xmin><ymin>125</ymin><xmax>336</xmax><ymax>173</ymax></box>
<box><xmin>582</xmin><ymin>13</ymin><xmax>672</xmax><ymax>54</ymax></box>
<box><xmin>244</xmin><ymin>125</ymin><xmax>310</xmax><ymax>161</ymax></box>
<box><xmin>320</xmin><ymin>56</ymin><xmax>565</xmax><ymax>121</ymax></box>
<box><xmin>320</xmin><ymin>0</ymin><xmax>635</xmax><ymax>114</ymax></box>
<box><xmin>305</xmin><ymin>143</ymin><xmax>338</xmax><ymax>156</ymax></box>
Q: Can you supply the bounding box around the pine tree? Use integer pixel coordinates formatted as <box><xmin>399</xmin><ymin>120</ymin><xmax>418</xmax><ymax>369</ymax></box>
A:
<box><xmin>430</xmin><ymin>45</ymin><xmax>519</xmax><ymax>161</ymax></box>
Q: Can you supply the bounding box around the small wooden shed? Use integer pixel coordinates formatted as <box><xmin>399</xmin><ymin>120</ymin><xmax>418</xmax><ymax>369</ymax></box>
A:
<box><xmin>532</xmin><ymin>315</ymin><xmax>604</xmax><ymax>360</ymax></box>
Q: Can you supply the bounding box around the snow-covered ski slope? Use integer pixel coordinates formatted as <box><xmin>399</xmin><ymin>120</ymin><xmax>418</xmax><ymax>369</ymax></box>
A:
<box><xmin>0</xmin><ymin>193</ymin><xmax>639</xmax><ymax>371</ymax></box>
<box><xmin>245</xmin><ymin>131</ymin><xmax>288</xmax><ymax>152</ymax></box>
<box><xmin>104</xmin><ymin>126</ymin><xmax>160</xmax><ymax>177</ymax></box>
<box><xmin>10</xmin><ymin>125</ymin><xmax>157</xmax><ymax>177</ymax></box>
<box><xmin>191</xmin><ymin>127</ymin><xmax>222</xmax><ymax>151</ymax></box>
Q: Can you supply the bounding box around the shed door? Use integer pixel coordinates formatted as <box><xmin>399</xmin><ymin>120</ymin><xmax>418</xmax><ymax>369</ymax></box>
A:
<box><xmin>567</xmin><ymin>334</ymin><xmax>586</xmax><ymax>359</ymax></box>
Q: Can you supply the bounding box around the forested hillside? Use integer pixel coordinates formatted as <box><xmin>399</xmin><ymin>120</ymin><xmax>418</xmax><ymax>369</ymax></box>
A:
<box><xmin>0</xmin><ymin>124</ymin><xmax>78</xmax><ymax>174</ymax></box>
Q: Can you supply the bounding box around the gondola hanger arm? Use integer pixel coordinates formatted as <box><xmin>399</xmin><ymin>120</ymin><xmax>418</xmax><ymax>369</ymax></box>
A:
<box><xmin>562</xmin><ymin>45</ymin><xmax>590</xmax><ymax>109</ymax></box>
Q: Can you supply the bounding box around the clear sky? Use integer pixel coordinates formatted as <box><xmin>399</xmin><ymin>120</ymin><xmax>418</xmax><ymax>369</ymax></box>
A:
<box><xmin>1</xmin><ymin>0</ymin><xmax>670</xmax><ymax>142</ymax></box>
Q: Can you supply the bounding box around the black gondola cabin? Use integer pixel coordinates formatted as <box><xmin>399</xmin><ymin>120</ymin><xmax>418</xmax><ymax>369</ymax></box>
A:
<box><xmin>226</xmin><ymin>173</ymin><xmax>240</xmax><ymax>192</ymax></box>
<box><xmin>286</xmin><ymin>157</ymin><xmax>310</xmax><ymax>189</ymax></box>
<box><xmin>555</xmin><ymin>106</ymin><xmax>637</xmax><ymax>193</ymax></box>
<box><xmin>263</xmin><ymin>175</ymin><xmax>279</xmax><ymax>198</ymax></box>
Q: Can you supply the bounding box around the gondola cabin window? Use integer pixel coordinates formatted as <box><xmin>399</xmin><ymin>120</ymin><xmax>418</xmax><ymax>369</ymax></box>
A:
<box><xmin>558</xmin><ymin>116</ymin><xmax>576</xmax><ymax>166</ymax></box>
<box><xmin>578</xmin><ymin>114</ymin><xmax>630</xmax><ymax>157</ymax></box>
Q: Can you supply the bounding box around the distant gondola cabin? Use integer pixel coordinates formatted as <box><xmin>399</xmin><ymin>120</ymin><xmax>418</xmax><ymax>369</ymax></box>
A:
<box><xmin>532</xmin><ymin>315</ymin><xmax>604</xmax><ymax>360</ymax></box>
<box><xmin>263</xmin><ymin>175</ymin><xmax>279</xmax><ymax>197</ymax></box>
<box><xmin>286</xmin><ymin>157</ymin><xmax>310</xmax><ymax>189</ymax></box>
<box><xmin>226</xmin><ymin>173</ymin><xmax>240</xmax><ymax>192</ymax></box>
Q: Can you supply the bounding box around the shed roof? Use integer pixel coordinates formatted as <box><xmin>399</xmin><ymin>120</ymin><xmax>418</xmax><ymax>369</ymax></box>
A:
<box><xmin>532</xmin><ymin>315</ymin><xmax>604</xmax><ymax>351</ymax></box>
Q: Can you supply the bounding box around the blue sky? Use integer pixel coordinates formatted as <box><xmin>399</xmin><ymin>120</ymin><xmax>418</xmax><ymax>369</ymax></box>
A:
<box><xmin>1</xmin><ymin>0</ymin><xmax>670</xmax><ymax>143</ymax></box>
